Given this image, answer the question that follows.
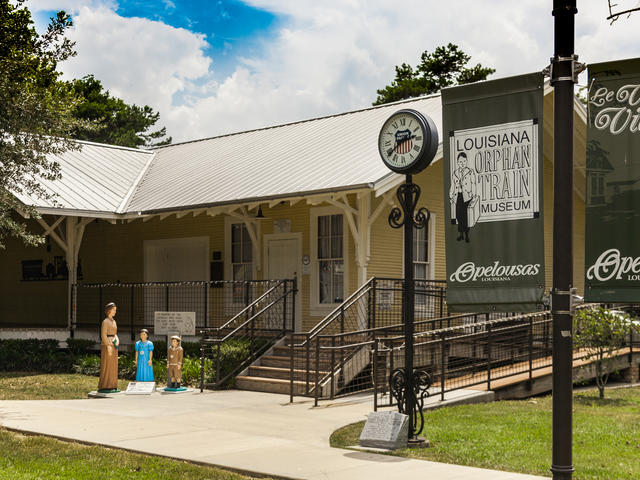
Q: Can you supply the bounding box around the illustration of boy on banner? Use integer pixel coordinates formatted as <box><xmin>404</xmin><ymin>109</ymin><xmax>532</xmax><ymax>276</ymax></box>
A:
<box><xmin>449</xmin><ymin>152</ymin><xmax>480</xmax><ymax>243</ymax></box>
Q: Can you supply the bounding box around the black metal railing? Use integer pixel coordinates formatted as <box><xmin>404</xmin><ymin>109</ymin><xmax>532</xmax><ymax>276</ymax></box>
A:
<box><xmin>293</xmin><ymin>302</ymin><xmax>640</xmax><ymax>407</ymax></box>
<box><xmin>199</xmin><ymin>278</ymin><xmax>297</xmax><ymax>389</ymax></box>
<box><xmin>292</xmin><ymin>310</ymin><xmax>510</xmax><ymax>405</ymax></box>
<box><xmin>286</xmin><ymin>277</ymin><xmax>447</xmax><ymax>402</ymax></box>
<box><xmin>72</xmin><ymin>279</ymin><xmax>284</xmax><ymax>339</ymax></box>
<box><xmin>373</xmin><ymin>311</ymin><xmax>552</xmax><ymax>407</ymax></box>
<box><xmin>373</xmin><ymin>304</ymin><xmax>640</xmax><ymax>410</ymax></box>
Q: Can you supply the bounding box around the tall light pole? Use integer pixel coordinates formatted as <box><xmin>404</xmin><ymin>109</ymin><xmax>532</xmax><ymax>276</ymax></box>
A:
<box><xmin>550</xmin><ymin>1</ymin><xmax>579</xmax><ymax>478</ymax></box>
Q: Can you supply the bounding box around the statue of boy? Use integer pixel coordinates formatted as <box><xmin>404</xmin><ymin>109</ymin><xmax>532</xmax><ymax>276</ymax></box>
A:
<box><xmin>167</xmin><ymin>335</ymin><xmax>183</xmax><ymax>389</ymax></box>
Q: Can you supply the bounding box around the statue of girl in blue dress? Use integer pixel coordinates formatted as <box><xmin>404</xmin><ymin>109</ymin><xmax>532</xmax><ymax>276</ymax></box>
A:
<box><xmin>134</xmin><ymin>329</ymin><xmax>154</xmax><ymax>382</ymax></box>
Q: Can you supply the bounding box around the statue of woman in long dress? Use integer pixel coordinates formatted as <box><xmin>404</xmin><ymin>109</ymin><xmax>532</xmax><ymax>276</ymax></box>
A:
<box><xmin>97</xmin><ymin>302</ymin><xmax>120</xmax><ymax>392</ymax></box>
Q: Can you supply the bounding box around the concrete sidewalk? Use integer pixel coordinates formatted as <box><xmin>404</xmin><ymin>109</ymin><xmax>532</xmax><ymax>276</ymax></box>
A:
<box><xmin>0</xmin><ymin>388</ymin><xmax>545</xmax><ymax>480</ymax></box>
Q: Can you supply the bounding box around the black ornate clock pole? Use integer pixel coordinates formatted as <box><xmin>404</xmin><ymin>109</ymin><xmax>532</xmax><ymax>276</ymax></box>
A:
<box><xmin>388</xmin><ymin>174</ymin><xmax>432</xmax><ymax>443</ymax></box>
<box><xmin>378</xmin><ymin>107</ymin><xmax>438</xmax><ymax>444</ymax></box>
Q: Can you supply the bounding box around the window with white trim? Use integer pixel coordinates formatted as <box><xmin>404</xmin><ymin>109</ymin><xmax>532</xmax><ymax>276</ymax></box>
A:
<box><xmin>413</xmin><ymin>225</ymin><xmax>430</xmax><ymax>281</ymax></box>
<box><xmin>231</xmin><ymin>223</ymin><xmax>253</xmax><ymax>281</ymax></box>
<box><xmin>317</xmin><ymin>214</ymin><xmax>344</xmax><ymax>304</ymax></box>
<box><xmin>226</xmin><ymin>222</ymin><xmax>254</xmax><ymax>306</ymax></box>
<box><xmin>412</xmin><ymin>218</ymin><xmax>434</xmax><ymax>309</ymax></box>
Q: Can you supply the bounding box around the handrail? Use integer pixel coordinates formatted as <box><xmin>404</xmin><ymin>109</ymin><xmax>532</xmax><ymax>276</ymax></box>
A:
<box><xmin>292</xmin><ymin>310</ymin><xmax>513</xmax><ymax>342</ymax></box>
<box><xmin>290</xmin><ymin>277</ymin><xmax>448</xmax><ymax>401</ymax></box>
<box><xmin>199</xmin><ymin>280</ymin><xmax>286</xmax><ymax>336</ymax></box>
<box><xmin>305</xmin><ymin>310</ymin><xmax>548</xmax><ymax>402</ymax></box>
<box><xmin>377</xmin><ymin>317</ymin><xmax>547</xmax><ymax>347</ymax></box>
<box><xmin>310</xmin><ymin>336</ymin><xmax>375</xmax><ymax>400</ymax></box>
<box><xmin>374</xmin><ymin>311</ymin><xmax>551</xmax><ymax>343</ymax></box>
<box><xmin>200</xmin><ymin>278</ymin><xmax>297</xmax><ymax>390</ymax></box>
<box><xmin>306</xmin><ymin>277</ymin><xmax>447</xmax><ymax>341</ymax></box>
<box><xmin>215</xmin><ymin>288</ymin><xmax>295</xmax><ymax>342</ymax></box>
<box><xmin>306</xmin><ymin>277</ymin><xmax>375</xmax><ymax>338</ymax></box>
<box><xmin>74</xmin><ymin>279</ymin><xmax>278</xmax><ymax>288</ymax></box>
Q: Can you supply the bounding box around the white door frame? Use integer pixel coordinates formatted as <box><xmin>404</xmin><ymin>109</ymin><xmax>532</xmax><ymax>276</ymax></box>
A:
<box><xmin>263</xmin><ymin>232</ymin><xmax>302</xmax><ymax>332</ymax></box>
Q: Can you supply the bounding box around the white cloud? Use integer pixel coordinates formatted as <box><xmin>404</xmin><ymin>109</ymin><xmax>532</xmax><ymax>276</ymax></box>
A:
<box><xmin>26</xmin><ymin>1</ymin><xmax>640</xmax><ymax>143</ymax></box>
<box><xmin>59</xmin><ymin>5</ymin><xmax>211</xmax><ymax>133</ymax></box>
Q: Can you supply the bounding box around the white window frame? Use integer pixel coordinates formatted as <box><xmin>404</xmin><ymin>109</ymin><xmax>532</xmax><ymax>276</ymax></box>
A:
<box><xmin>224</xmin><ymin>216</ymin><xmax>257</xmax><ymax>282</ymax></box>
<box><xmin>402</xmin><ymin>213</ymin><xmax>435</xmax><ymax>281</ymax></box>
<box><xmin>310</xmin><ymin>206</ymin><xmax>349</xmax><ymax>317</ymax></box>
<box><xmin>402</xmin><ymin>213</ymin><xmax>436</xmax><ymax>317</ymax></box>
<box><xmin>224</xmin><ymin>216</ymin><xmax>257</xmax><ymax>310</ymax></box>
<box><xmin>413</xmin><ymin>214</ymin><xmax>435</xmax><ymax>282</ymax></box>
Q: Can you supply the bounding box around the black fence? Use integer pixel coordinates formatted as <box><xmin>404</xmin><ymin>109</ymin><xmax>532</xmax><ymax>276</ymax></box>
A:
<box><xmin>72</xmin><ymin>279</ymin><xmax>284</xmax><ymax>339</ymax></box>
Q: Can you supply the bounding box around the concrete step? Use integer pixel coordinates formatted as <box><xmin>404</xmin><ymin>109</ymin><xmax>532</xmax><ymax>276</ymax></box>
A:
<box><xmin>235</xmin><ymin>376</ymin><xmax>311</xmax><ymax>395</ymax></box>
<box><xmin>248</xmin><ymin>365</ymin><xmax>328</xmax><ymax>381</ymax></box>
<box><xmin>202</xmin><ymin>330</ymin><xmax>284</xmax><ymax>341</ymax></box>
<box><xmin>260</xmin><ymin>355</ymin><xmax>333</xmax><ymax>369</ymax></box>
<box><xmin>272</xmin><ymin>345</ymin><xmax>359</xmax><ymax>358</ymax></box>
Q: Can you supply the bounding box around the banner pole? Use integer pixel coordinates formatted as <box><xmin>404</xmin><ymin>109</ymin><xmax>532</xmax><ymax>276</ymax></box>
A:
<box><xmin>550</xmin><ymin>1</ymin><xmax>577</xmax><ymax>479</ymax></box>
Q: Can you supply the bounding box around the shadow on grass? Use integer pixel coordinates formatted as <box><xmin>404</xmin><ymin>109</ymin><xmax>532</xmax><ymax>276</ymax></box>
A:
<box><xmin>0</xmin><ymin>372</ymin><xmax>44</xmax><ymax>378</ymax></box>
<box><xmin>574</xmin><ymin>395</ymin><xmax>634</xmax><ymax>407</ymax></box>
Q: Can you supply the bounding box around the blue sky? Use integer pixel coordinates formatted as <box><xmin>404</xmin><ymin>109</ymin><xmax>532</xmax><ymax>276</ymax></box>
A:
<box><xmin>115</xmin><ymin>0</ymin><xmax>278</xmax><ymax>79</ymax></box>
<box><xmin>26</xmin><ymin>1</ymin><xmax>640</xmax><ymax>143</ymax></box>
<box><xmin>35</xmin><ymin>0</ymin><xmax>279</xmax><ymax>82</ymax></box>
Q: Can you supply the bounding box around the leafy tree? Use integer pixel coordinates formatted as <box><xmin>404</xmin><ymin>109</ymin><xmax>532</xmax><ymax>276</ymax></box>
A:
<box><xmin>574</xmin><ymin>307</ymin><xmax>637</xmax><ymax>399</ymax></box>
<box><xmin>69</xmin><ymin>74</ymin><xmax>171</xmax><ymax>148</ymax></box>
<box><xmin>0</xmin><ymin>0</ymin><xmax>83</xmax><ymax>248</ymax></box>
<box><xmin>373</xmin><ymin>43</ymin><xmax>495</xmax><ymax>105</ymax></box>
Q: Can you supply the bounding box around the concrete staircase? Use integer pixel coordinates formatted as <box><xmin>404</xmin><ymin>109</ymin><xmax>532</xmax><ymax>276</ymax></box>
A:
<box><xmin>234</xmin><ymin>334</ymin><xmax>371</xmax><ymax>397</ymax></box>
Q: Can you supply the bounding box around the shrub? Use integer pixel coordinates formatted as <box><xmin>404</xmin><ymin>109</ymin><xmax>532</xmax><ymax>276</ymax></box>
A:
<box><xmin>73</xmin><ymin>354</ymin><xmax>101</xmax><ymax>376</ymax></box>
<box><xmin>71</xmin><ymin>353</ymin><xmax>213</xmax><ymax>387</ymax></box>
<box><xmin>118</xmin><ymin>354</ymin><xmax>137</xmax><ymax>380</ymax></box>
<box><xmin>204</xmin><ymin>339</ymin><xmax>251</xmax><ymax>387</ymax></box>
<box><xmin>152</xmin><ymin>357</ymin><xmax>168</xmax><ymax>383</ymax></box>
<box><xmin>0</xmin><ymin>339</ymin><xmax>73</xmax><ymax>373</ymax></box>
<box><xmin>574</xmin><ymin>307</ymin><xmax>638</xmax><ymax>398</ymax></box>
<box><xmin>66</xmin><ymin>338</ymin><xmax>96</xmax><ymax>356</ymax></box>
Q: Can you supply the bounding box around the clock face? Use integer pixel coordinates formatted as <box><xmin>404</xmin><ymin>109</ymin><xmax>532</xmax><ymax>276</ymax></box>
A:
<box><xmin>378</xmin><ymin>109</ymin><xmax>438</xmax><ymax>174</ymax></box>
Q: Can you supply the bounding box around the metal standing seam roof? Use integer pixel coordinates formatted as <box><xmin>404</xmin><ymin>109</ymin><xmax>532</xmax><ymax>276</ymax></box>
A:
<box><xmin>13</xmin><ymin>95</ymin><xmax>443</xmax><ymax>216</ymax></box>
<box><xmin>13</xmin><ymin>141</ymin><xmax>155</xmax><ymax>215</ymax></box>
<box><xmin>123</xmin><ymin>94</ymin><xmax>443</xmax><ymax>214</ymax></box>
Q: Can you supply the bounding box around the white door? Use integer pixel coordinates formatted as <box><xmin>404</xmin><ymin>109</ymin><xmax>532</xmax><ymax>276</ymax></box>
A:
<box><xmin>265</xmin><ymin>234</ymin><xmax>302</xmax><ymax>331</ymax></box>
<box><xmin>143</xmin><ymin>237</ymin><xmax>209</xmax><ymax>326</ymax></box>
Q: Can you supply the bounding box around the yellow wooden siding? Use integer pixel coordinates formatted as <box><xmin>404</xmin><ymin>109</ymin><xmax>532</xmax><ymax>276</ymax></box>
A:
<box><xmin>0</xmin><ymin>223</ymin><xmax>68</xmax><ymax>326</ymax></box>
<box><xmin>367</xmin><ymin>161</ymin><xmax>446</xmax><ymax>281</ymax></box>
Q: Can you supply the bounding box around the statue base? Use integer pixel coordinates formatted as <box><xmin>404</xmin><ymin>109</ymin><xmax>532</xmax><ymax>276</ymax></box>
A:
<box><xmin>163</xmin><ymin>386</ymin><xmax>188</xmax><ymax>393</ymax></box>
<box><xmin>97</xmin><ymin>388</ymin><xmax>120</xmax><ymax>394</ymax></box>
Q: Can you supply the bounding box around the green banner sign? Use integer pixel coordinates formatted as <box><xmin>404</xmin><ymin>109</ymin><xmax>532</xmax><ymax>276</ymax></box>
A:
<box><xmin>442</xmin><ymin>73</ymin><xmax>545</xmax><ymax>312</ymax></box>
<box><xmin>585</xmin><ymin>58</ymin><xmax>640</xmax><ymax>302</ymax></box>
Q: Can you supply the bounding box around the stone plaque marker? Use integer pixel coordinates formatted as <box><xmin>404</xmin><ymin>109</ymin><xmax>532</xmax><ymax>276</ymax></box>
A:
<box><xmin>125</xmin><ymin>382</ymin><xmax>156</xmax><ymax>395</ymax></box>
<box><xmin>359</xmin><ymin>411</ymin><xmax>409</xmax><ymax>450</ymax></box>
<box><xmin>154</xmin><ymin>312</ymin><xmax>196</xmax><ymax>336</ymax></box>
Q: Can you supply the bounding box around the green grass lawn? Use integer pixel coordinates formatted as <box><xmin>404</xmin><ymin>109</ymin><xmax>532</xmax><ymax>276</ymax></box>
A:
<box><xmin>331</xmin><ymin>387</ymin><xmax>640</xmax><ymax>480</ymax></box>
<box><xmin>0</xmin><ymin>372</ymin><xmax>130</xmax><ymax>400</ymax></box>
<box><xmin>0</xmin><ymin>428</ymin><xmax>263</xmax><ymax>480</ymax></box>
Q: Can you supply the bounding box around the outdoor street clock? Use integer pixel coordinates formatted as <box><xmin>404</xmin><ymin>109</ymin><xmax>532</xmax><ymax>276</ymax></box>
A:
<box><xmin>378</xmin><ymin>108</ymin><xmax>439</xmax><ymax>174</ymax></box>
